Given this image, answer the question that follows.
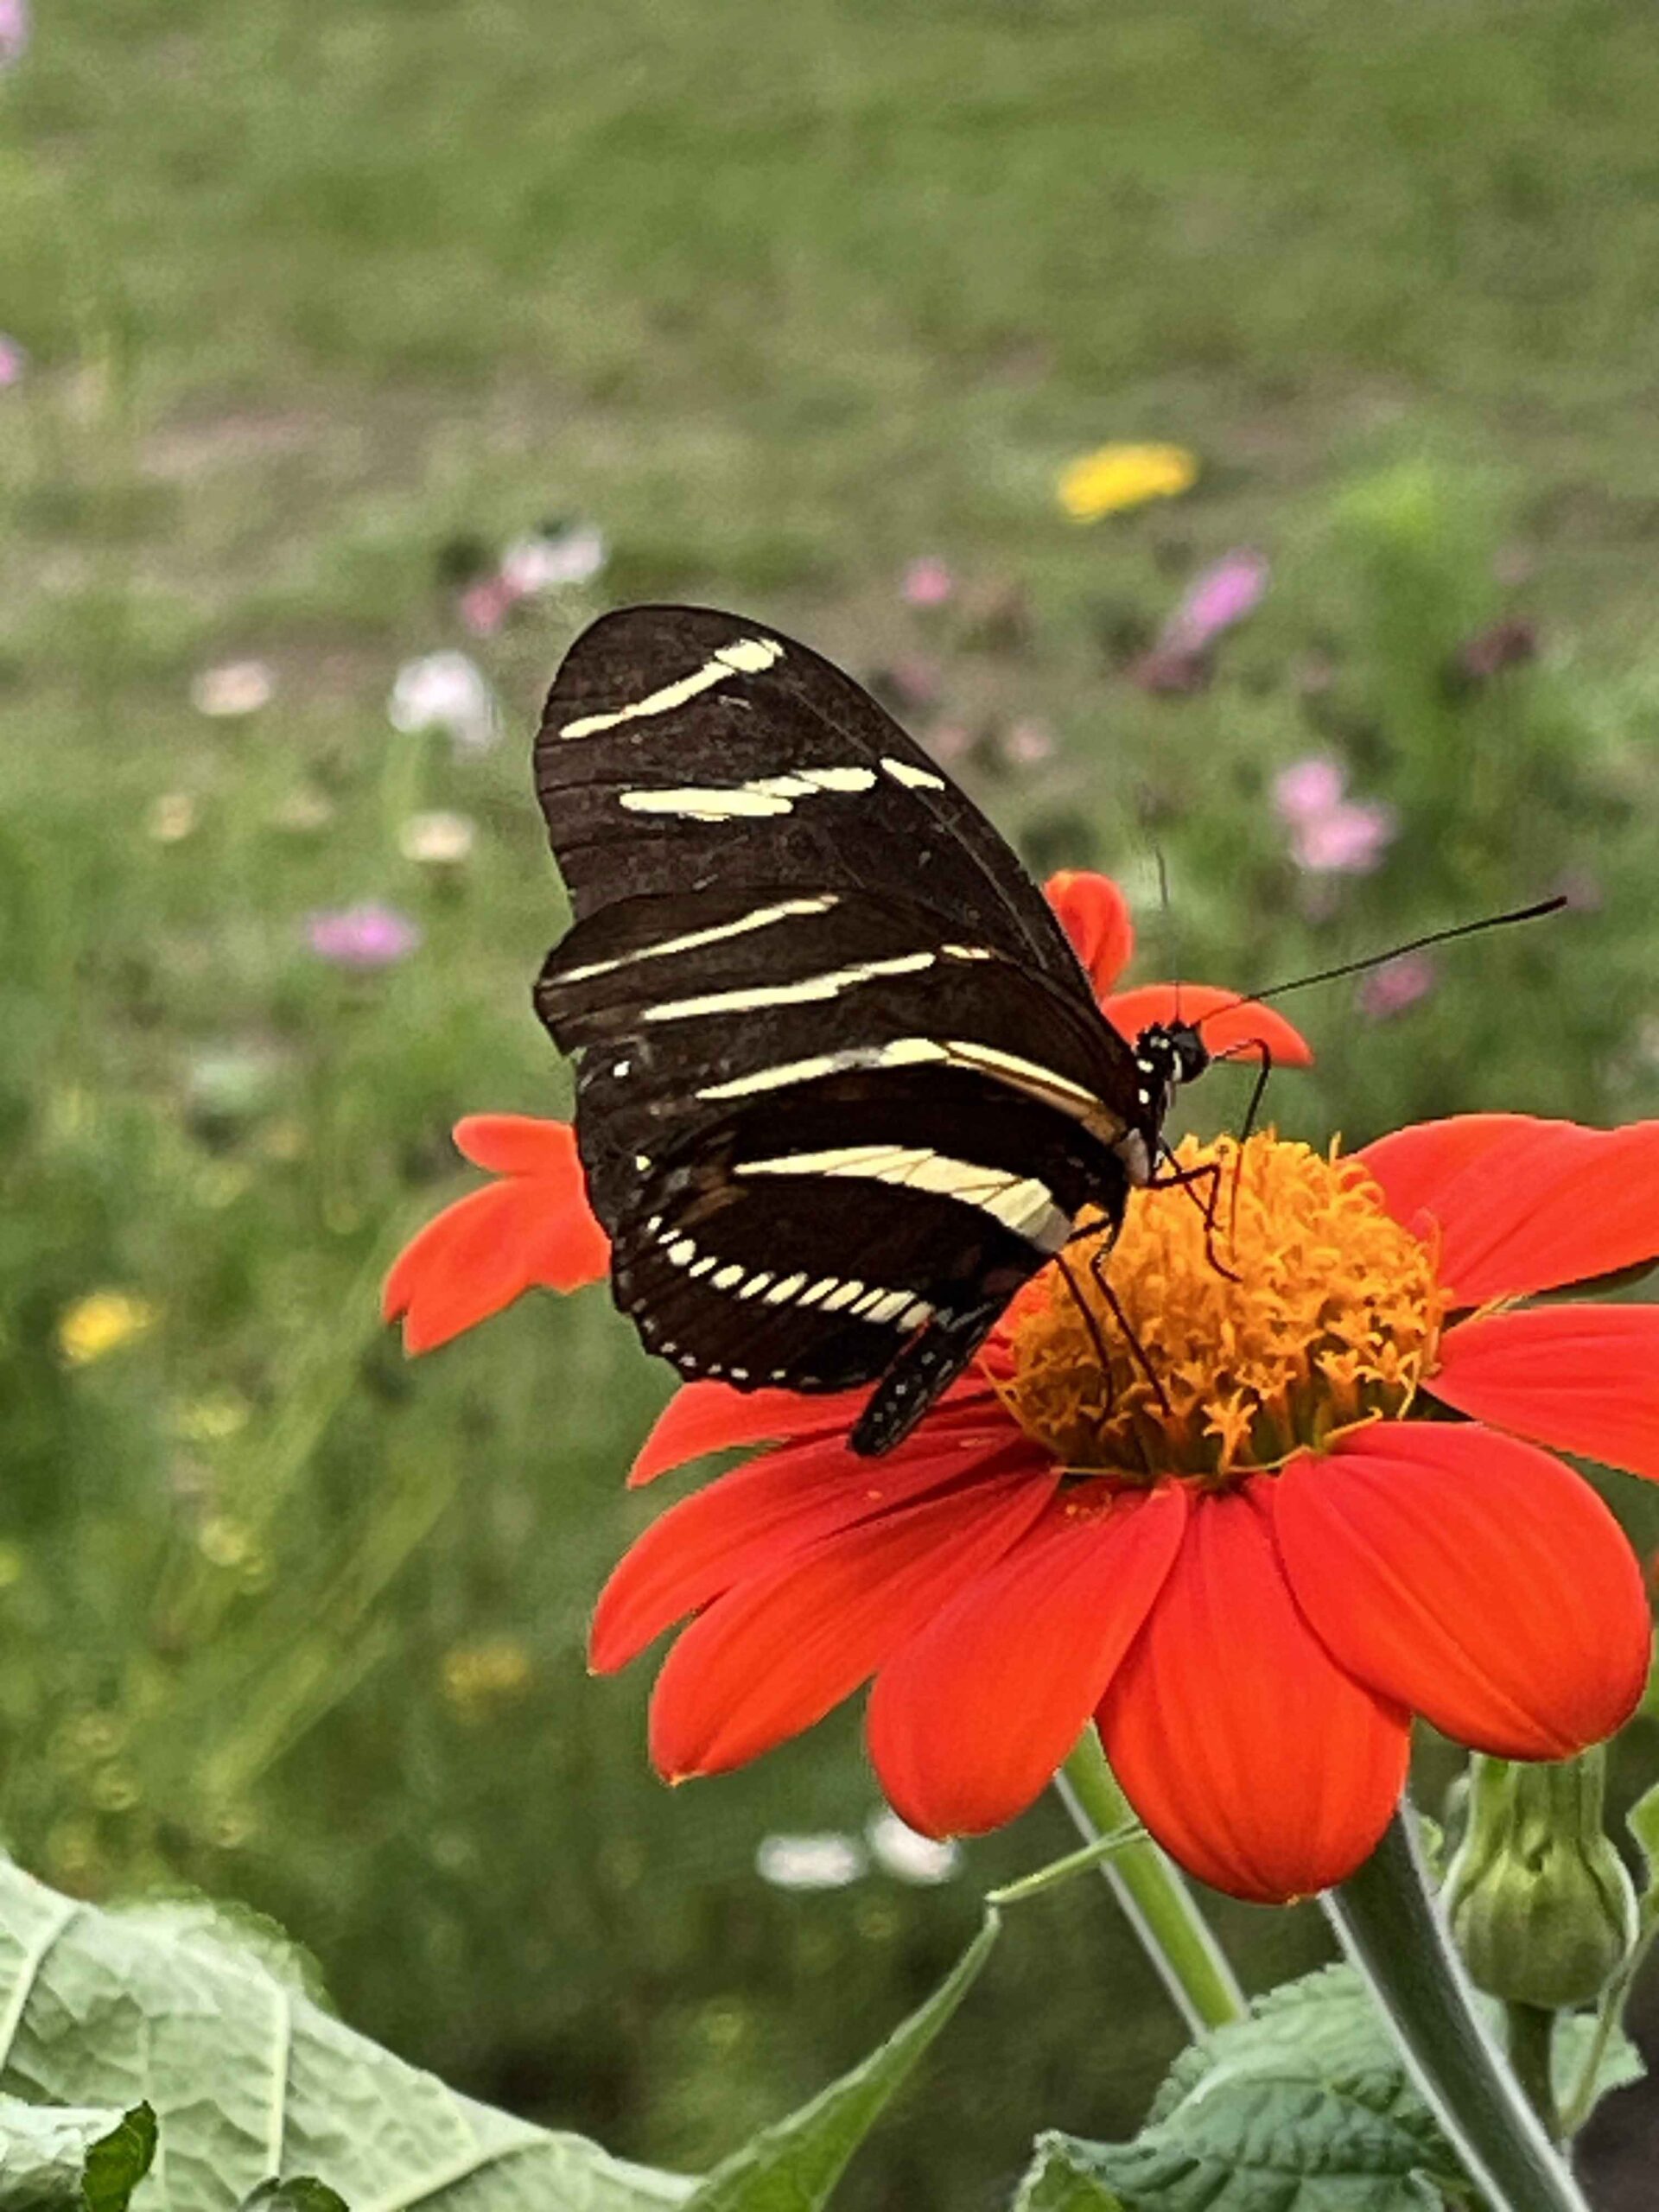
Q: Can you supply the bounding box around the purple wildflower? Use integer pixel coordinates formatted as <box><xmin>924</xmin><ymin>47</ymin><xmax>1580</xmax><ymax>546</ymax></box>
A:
<box><xmin>306</xmin><ymin>902</ymin><xmax>421</xmax><ymax>969</ymax></box>
<box><xmin>0</xmin><ymin>336</ymin><xmax>23</xmax><ymax>388</ymax></box>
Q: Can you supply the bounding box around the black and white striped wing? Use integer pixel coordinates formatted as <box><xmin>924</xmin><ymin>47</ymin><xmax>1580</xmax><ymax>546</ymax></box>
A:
<box><xmin>531</xmin><ymin>605</ymin><xmax>1144</xmax><ymax>1450</ymax></box>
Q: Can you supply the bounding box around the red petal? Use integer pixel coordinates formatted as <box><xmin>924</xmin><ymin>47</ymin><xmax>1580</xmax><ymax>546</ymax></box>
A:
<box><xmin>383</xmin><ymin>1123</ymin><xmax>609</xmax><ymax>1353</ymax></box>
<box><xmin>1046</xmin><ymin>871</ymin><xmax>1135</xmax><ymax>994</ymax></box>
<box><xmin>1359</xmin><ymin>1116</ymin><xmax>1659</xmax><ymax>1303</ymax></box>
<box><xmin>1429</xmin><ymin>1306</ymin><xmax>1659</xmax><ymax>1483</ymax></box>
<box><xmin>1275</xmin><ymin>1423</ymin><xmax>1650</xmax><ymax>1761</ymax></box>
<box><xmin>453</xmin><ymin>1113</ymin><xmax>585</xmax><ymax>1179</ymax></box>
<box><xmin>1097</xmin><ymin>1484</ymin><xmax>1408</xmax><ymax>1902</ymax></box>
<box><xmin>592</xmin><ymin>1421</ymin><xmax>1033</xmax><ymax>1672</ymax></box>
<box><xmin>868</xmin><ymin>1482</ymin><xmax>1187</xmax><ymax>1835</ymax></box>
<box><xmin>1103</xmin><ymin>983</ymin><xmax>1314</xmax><ymax>1069</ymax></box>
<box><xmin>647</xmin><ymin>1449</ymin><xmax>1058</xmax><ymax>1779</ymax></box>
<box><xmin>628</xmin><ymin>1370</ymin><xmax>1003</xmax><ymax>1486</ymax></box>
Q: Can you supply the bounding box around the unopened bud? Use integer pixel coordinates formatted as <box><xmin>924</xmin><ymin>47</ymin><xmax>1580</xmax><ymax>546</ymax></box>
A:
<box><xmin>1446</xmin><ymin>1751</ymin><xmax>1637</xmax><ymax>2010</ymax></box>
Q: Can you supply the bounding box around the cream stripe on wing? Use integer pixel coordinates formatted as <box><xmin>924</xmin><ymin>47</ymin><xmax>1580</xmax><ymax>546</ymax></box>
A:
<box><xmin>735</xmin><ymin>1142</ymin><xmax>1072</xmax><ymax>1251</ymax></box>
<box><xmin>556</xmin><ymin>896</ymin><xmax>838</xmax><ymax>985</ymax></box>
<box><xmin>640</xmin><ymin>951</ymin><xmax>938</xmax><ymax>1023</ymax></box>
<box><xmin>696</xmin><ymin>1034</ymin><xmax>1116</xmax><ymax>1134</ymax></box>
<box><xmin>559</xmin><ymin>635</ymin><xmax>783</xmax><ymax>739</ymax></box>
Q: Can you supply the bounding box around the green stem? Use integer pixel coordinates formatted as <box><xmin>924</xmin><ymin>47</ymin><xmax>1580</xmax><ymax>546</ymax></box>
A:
<box><xmin>1560</xmin><ymin>1909</ymin><xmax>1659</xmax><ymax>2137</ymax></box>
<box><xmin>986</xmin><ymin>1820</ymin><xmax>1146</xmax><ymax>1907</ymax></box>
<box><xmin>1325</xmin><ymin>1804</ymin><xmax>1592</xmax><ymax>2212</ymax></box>
<box><xmin>1505</xmin><ymin>2004</ymin><xmax>1561</xmax><ymax>2145</ymax></box>
<box><xmin>1058</xmin><ymin>1728</ymin><xmax>1246</xmax><ymax>2037</ymax></box>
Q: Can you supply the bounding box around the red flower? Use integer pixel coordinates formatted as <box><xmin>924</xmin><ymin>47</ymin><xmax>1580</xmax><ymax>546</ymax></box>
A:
<box><xmin>385</xmin><ymin>876</ymin><xmax>1658</xmax><ymax>1903</ymax></box>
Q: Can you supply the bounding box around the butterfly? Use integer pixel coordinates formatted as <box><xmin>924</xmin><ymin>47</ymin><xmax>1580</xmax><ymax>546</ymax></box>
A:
<box><xmin>531</xmin><ymin>605</ymin><xmax>1212</xmax><ymax>1456</ymax></box>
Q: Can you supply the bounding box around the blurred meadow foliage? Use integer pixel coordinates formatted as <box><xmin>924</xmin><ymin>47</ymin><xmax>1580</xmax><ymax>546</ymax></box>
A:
<box><xmin>3</xmin><ymin>1</ymin><xmax>1659</xmax><ymax>2204</ymax></box>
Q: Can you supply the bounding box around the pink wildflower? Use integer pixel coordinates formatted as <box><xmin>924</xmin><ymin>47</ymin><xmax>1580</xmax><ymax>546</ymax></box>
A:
<box><xmin>1272</xmin><ymin>757</ymin><xmax>1346</xmax><ymax>823</ymax></box>
<box><xmin>1291</xmin><ymin>802</ymin><xmax>1396</xmax><ymax>875</ymax></box>
<box><xmin>306</xmin><ymin>902</ymin><xmax>421</xmax><ymax>969</ymax></box>
<box><xmin>901</xmin><ymin>557</ymin><xmax>954</xmax><ymax>608</ymax></box>
<box><xmin>0</xmin><ymin>0</ymin><xmax>27</xmax><ymax>68</ymax></box>
<box><xmin>1162</xmin><ymin>550</ymin><xmax>1268</xmax><ymax>656</ymax></box>
<box><xmin>1357</xmin><ymin>952</ymin><xmax>1437</xmax><ymax>1021</ymax></box>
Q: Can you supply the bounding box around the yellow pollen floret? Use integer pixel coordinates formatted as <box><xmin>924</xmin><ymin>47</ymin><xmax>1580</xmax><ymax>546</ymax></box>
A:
<box><xmin>1002</xmin><ymin>1132</ymin><xmax>1445</xmax><ymax>1484</ymax></box>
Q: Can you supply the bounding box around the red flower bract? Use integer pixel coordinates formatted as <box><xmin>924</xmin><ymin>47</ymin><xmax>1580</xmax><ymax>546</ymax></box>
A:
<box><xmin>384</xmin><ymin>875</ymin><xmax>1659</xmax><ymax>1904</ymax></box>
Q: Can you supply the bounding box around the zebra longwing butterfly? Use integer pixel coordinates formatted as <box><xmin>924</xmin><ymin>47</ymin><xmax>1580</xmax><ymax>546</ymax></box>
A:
<box><xmin>533</xmin><ymin>605</ymin><xmax>1210</xmax><ymax>1455</ymax></box>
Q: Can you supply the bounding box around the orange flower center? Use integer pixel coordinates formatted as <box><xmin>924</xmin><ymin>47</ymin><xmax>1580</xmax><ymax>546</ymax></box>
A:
<box><xmin>1001</xmin><ymin>1132</ymin><xmax>1445</xmax><ymax>1484</ymax></box>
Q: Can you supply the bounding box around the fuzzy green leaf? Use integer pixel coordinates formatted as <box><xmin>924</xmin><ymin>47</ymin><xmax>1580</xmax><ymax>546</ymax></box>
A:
<box><xmin>1020</xmin><ymin>1967</ymin><xmax>1465</xmax><ymax>2212</ymax></box>
<box><xmin>1011</xmin><ymin>2139</ymin><xmax>1128</xmax><ymax>2211</ymax></box>
<box><xmin>683</xmin><ymin>1910</ymin><xmax>1000</xmax><ymax>2212</ymax></box>
<box><xmin>0</xmin><ymin>1857</ymin><xmax>692</xmax><ymax>2212</ymax></box>
<box><xmin>239</xmin><ymin>2183</ymin><xmax>350</xmax><ymax>2211</ymax></box>
<box><xmin>0</xmin><ymin>2093</ymin><xmax>153</xmax><ymax>2210</ymax></box>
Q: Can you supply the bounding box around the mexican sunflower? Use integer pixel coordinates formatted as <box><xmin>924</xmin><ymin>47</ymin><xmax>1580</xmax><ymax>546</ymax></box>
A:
<box><xmin>385</xmin><ymin>874</ymin><xmax>1659</xmax><ymax>1904</ymax></box>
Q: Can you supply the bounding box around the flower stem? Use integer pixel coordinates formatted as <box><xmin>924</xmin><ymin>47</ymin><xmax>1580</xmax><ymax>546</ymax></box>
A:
<box><xmin>1325</xmin><ymin>1803</ymin><xmax>1593</xmax><ymax>2212</ymax></box>
<box><xmin>986</xmin><ymin>1819</ymin><xmax>1146</xmax><ymax>1907</ymax></box>
<box><xmin>1505</xmin><ymin>2004</ymin><xmax>1561</xmax><ymax>2144</ymax></box>
<box><xmin>1058</xmin><ymin>1728</ymin><xmax>1247</xmax><ymax>2036</ymax></box>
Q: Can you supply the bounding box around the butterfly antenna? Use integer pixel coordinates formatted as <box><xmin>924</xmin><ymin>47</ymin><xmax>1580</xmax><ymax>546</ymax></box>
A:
<box><xmin>1153</xmin><ymin>846</ymin><xmax>1182</xmax><ymax>1026</ymax></box>
<box><xmin>1193</xmin><ymin>894</ymin><xmax>1566</xmax><ymax>1030</ymax></box>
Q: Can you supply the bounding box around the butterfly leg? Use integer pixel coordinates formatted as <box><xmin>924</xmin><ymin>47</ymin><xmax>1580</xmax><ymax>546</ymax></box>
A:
<box><xmin>1210</xmin><ymin>1039</ymin><xmax>1274</xmax><ymax>1253</ymax></box>
<box><xmin>1084</xmin><ymin>1238</ymin><xmax>1173</xmax><ymax>1418</ymax></box>
<box><xmin>850</xmin><ymin>1296</ymin><xmax>1006</xmax><ymax>1458</ymax></box>
<box><xmin>1149</xmin><ymin>1150</ymin><xmax>1241</xmax><ymax>1284</ymax></box>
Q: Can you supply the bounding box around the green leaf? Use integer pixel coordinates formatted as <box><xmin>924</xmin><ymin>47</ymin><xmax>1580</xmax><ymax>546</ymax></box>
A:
<box><xmin>82</xmin><ymin>2105</ymin><xmax>158</xmax><ymax>2212</ymax></box>
<box><xmin>1012</xmin><ymin>2139</ymin><xmax>1128</xmax><ymax>2211</ymax></box>
<box><xmin>1019</xmin><ymin>1966</ymin><xmax>1466</xmax><ymax>2212</ymax></box>
<box><xmin>1624</xmin><ymin>1778</ymin><xmax>1659</xmax><ymax>1910</ymax></box>
<box><xmin>684</xmin><ymin>1910</ymin><xmax>1000</xmax><ymax>2212</ymax></box>
<box><xmin>238</xmin><ymin>2183</ymin><xmax>349</xmax><ymax>2211</ymax></box>
<box><xmin>0</xmin><ymin>1856</ymin><xmax>693</xmax><ymax>2211</ymax></box>
<box><xmin>1552</xmin><ymin>2005</ymin><xmax>1644</xmax><ymax>2111</ymax></box>
<box><xmin>0</xmin><ymin>2093</ymin><xmax>153</xmax><ymax>2210</ymax></box>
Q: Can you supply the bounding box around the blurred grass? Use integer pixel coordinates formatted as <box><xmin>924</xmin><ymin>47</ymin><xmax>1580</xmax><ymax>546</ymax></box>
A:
<box><xmin>3</xmin><ymin>3</ymin><xmax>1659</xmax><ymax>2207</ymax></box>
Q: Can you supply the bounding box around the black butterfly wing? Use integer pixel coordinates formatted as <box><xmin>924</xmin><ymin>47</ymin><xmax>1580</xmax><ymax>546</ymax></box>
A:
<box><xmin>531</xmin><ymin>605</ymin><xmax>1149</xmax><ymax>1447</ymax></box>
<box><xmin>535</xmin><ymin>604</ymin><xmax>1096</xmax><ymax>979</ymax></box>
<box><xmin>607</xmin><ymin>1062</ymin><xmax>1132</xmax><ymax>1453</ymax></box>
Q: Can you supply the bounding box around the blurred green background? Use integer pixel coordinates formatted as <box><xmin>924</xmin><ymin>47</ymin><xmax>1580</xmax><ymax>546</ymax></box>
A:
<box><xmin>3</xmin><ymin>2</ymin><xmax>1659</xmax><ymax>2204</ymax></box>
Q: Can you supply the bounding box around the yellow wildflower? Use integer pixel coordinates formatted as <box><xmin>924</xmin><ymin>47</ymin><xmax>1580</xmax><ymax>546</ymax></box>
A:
<box><xmin>1058</xmin><ymin>442</ymin><xmax>1198</xmax><ymax>521</ymax></box>
<box><xmin>442</xmin><ymin>1636</ymin><xmax>533</xmax><ymax>1714</ymax></box>
<box><xmin>58</xmin><ymin>1291</ymin><xmax>156</xmax><ymax>1367</ymax></box>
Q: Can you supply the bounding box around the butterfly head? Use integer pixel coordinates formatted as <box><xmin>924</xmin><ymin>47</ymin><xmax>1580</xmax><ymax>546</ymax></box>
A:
<box><xmin>1120</xmin><ymin>1020</ymin><xmax>1211</xmax><ymax>1180</ymax></box>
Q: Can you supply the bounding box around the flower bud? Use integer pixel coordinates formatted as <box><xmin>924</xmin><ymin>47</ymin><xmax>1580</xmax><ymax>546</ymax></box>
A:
<box><xmin>1446</xmin><ymin>1752</ymin><xmax>1637</xmax><ymax>2010</ymax></box>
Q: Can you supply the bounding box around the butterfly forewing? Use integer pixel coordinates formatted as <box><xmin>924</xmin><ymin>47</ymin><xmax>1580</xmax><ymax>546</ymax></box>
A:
<box><xmin>532</xmin><ymin>605</ymin><xmax>1148</xmax><ymax>1449</ymax></box>
<box><xmin>536</xmin><ymin>605</ymin><xmax>1095</xmax><ymax>981</ymax></box>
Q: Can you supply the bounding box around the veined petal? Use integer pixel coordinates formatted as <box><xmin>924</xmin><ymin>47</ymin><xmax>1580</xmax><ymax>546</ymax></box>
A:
<box><xmin>1046</xmin><ymin>871</ymin><xmax>1134</xmax><ymax>994</ymax></box>
<box><xmin>628</xmin><ymin>1371</ymin><xmax>1004</xmax><ymax>1486</ymax></box>
<box><xmin>1102</xmin><ymin>983</ymin><xmax>1314</xmax><ymax>1068</ymax></box>
<box><xmin>1097</xmin><ymin>1484</ymin><xmax>1408</xmax><ymax>1902</ymax></box>
<box><xmin>1429</xmin><ymin>1305</ymin><xmax>1659</xmax><ymax>1482</ymax></box>
<box><xmin>383</xmin><ymin>1123</ymin><xmax>609</xmax><ymax>1354</ymax></box>
<box><xmin>1275</xmin><ymin>1423</ymin><xmax>1650</xmax><ymax>1761</ymax></box>
<box><xmin>648</xmin><ymin>1449</ymin><xmax>1058</xmax><ymax>1780</ymax></box>
<box><xmin>592</xmin><ymin>1423</ymin><xmax>1037</xmax><ymax>1672</ymax></box>
<box><xmin>1360</xmin><ymin>1115</ymin><xmax>1659</xmax><ymax>1303</ymax></box>
<box><xmin>868</xmin><ymin>1482</ymin><xmax>1187</xmax><ymax>1836</ymax></box>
